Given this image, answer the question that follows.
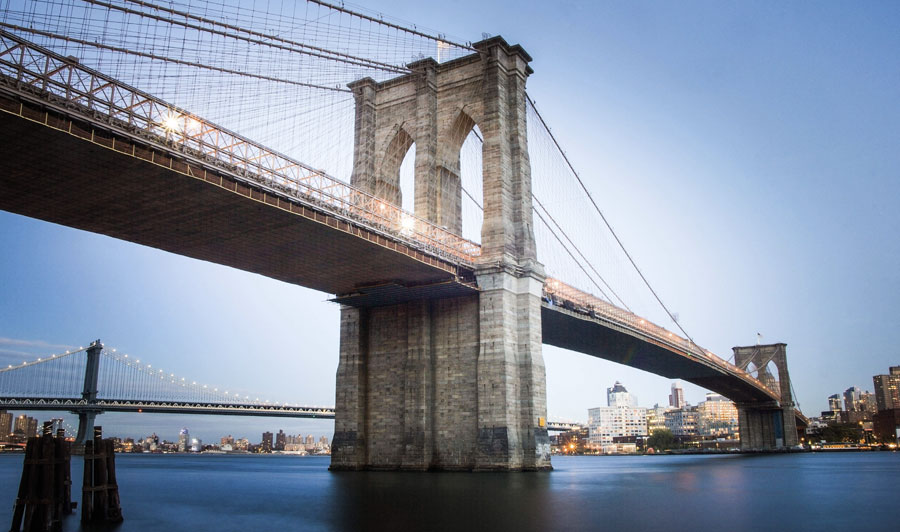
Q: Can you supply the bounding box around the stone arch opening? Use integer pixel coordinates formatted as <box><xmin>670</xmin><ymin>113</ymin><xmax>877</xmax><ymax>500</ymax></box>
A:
<box><xmin>377</xmin><ymin>125</ymin><xmax>414</xmax><ymax>207</ymax></box>
<box><xmin>438</xmin><ymin>109</ymin><xmax>481</xmax><ymax>238</ymax></box>
<box><xmin>398</xmin><ymin>141</ymin><xmax>416</xmax><ymax>213</ymax></box>
<box><xmin>763</xmin><ymin>360</ymin><xmax>780</xmax><ymax>394</ymax></box>
<box><xmin>459</xmin><ymin>124</ymin><xmax>483</xmax><ymax>243</ymax></box>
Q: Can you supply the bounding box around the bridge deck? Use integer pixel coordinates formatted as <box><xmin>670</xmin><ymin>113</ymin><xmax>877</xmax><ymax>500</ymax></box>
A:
<box><xmin>542</xmin><ymin>304</ymin><xmax>779</xmax><ymax>404</ymax></box>
<box><xmin>0</xmin><ymin>94</ymin><xmax>474</xmax><ymax>300</ymax></box>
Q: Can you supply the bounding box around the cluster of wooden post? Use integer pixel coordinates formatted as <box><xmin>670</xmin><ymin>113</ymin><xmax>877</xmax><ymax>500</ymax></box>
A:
<box><xmin>81</xmin><ymin>426</ymin><xmax>123</xmax><ymax>525</ymax></box>
<box><xmin>9</xmin><ymin>423</ymin><xmax>74</xmax><ymax>532</ymax></box>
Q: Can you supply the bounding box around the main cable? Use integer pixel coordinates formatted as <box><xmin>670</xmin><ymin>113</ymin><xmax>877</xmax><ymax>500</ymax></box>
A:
<box><xmin>525</xmin><ymin>92</ymin><xmax>699</xmax><ymax>348</ymax></box>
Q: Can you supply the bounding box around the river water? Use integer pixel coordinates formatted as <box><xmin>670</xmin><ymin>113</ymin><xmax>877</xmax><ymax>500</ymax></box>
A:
<box><xmin>1</xmin><ymin>452</ymin><xmax>897</xmax><ymax>531</ymax></box>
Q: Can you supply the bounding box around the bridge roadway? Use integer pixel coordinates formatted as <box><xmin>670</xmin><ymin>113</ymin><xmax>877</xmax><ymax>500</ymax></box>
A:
<box><xmin>0</xmin><ymin>394</ymin><xmax>577</xmax><ymax>432</ymax></box>
<box><xmin>0</xmin><ymin>397</ymin><xmax>336</xmax><ymax>419</ymax></box>
<box><xmin>0</xmin><ymin>31</ymin><xmax>797</xmax><ymax>419</ymax></box>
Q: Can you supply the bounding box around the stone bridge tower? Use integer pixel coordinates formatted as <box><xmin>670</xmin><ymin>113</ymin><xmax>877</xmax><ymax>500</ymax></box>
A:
<box><xmin>330</xmin><ymin>37</ymin><xmax>550</xmax><ymax>471</ymax></box>
<box><xmin>732</xmin><ymin>343</ymin><xmax>799</xmax><ymax>450</ymax></box>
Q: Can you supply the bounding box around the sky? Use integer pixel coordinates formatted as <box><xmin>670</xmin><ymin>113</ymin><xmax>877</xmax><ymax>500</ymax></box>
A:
<box><xmin>1</xmin><ymin>0</ymin><xmax>898</xmax><ymax>443</ymax></box>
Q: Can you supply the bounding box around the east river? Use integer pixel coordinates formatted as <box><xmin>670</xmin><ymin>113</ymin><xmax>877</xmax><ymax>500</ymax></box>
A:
<box><xmin>1</xmin><ymin>452</ymin><xmax>898</xmax><ymax>531</ymax></box>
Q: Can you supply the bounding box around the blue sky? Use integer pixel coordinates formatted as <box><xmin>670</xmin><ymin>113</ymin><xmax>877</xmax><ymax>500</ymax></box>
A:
<box><xmin>1</xmin><ymin>0</ymin><xmax>898</xmax><ymax>442</ymax></box>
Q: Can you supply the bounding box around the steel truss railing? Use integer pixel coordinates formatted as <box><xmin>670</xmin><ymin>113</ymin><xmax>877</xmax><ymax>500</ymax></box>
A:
<box><xmin>0</xmin><ymin>30</ymin><xmax>481</xmax><ymax>264</ymax></box>
<box><xmin>543</xmin><ymin>278</ymin><xmax>780</xmax><ymax>400</ymax></box>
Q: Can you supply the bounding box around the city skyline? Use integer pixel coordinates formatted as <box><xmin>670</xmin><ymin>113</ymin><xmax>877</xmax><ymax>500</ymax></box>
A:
<box><xmin>1</xmin><ymin>1</ymin><xmax>898</xmax><ymax>436</ymax></box>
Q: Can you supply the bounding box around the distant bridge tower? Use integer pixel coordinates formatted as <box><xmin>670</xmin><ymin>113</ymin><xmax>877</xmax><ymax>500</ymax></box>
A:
<box><xmin>732</xmin><ymin>343</ymin><xmax>798</xmax><ymax>450</ymax></box>
<box><xmin>74</xmin><ymin>339</ymin><xmax>103</xmax><ymax>445</ymax></box>
<box><xmin>332</xmin><ymin>37</ymin><xmax>549</xmax><ymax>470</ymax></box>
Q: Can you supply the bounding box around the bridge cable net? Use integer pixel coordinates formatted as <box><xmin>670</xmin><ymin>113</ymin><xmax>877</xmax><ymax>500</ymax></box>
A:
<box><xmin>0</xmin><ymin>346</ymin><xmax>327</xmax><ymax>410</ymax></box>
<box><xmin>0</xmin><ymin>0</ymin><xmax>479</xmax><ymax>262</ymax></box>
<box><xmin>0</xmin><ymin>2</ymin><xmax>764</xmax><ymax>388</ymax></box>
<box><xmin>0</xmin><ymin>347</ymin><xmax>88</xmax><ymax>399</ymax></box>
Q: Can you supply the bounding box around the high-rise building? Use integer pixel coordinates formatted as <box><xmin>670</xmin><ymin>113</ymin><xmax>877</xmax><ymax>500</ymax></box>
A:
<box><xmin>177</xmin><ymin>428</ymin><xmax>190</xmax><ymax>452</ymax></box>
<box><xmin>608</xmin><ymin>381</ymin><xmax>637</xmax><ymax>407</ymax></box>
<box><xmin>221</xmin><ymin>435</ymin><xmax>234</xmax><ymax>446</ymax></box>
<box><xmin>860</xmin><ymin>392</ymin><xmax>878</xmax><ymax>415</ymax></box>
<box><xmin>588</xmin><ymin>382</ymin><xmax>647</xmax><ymax>452</ymax></box>
<box><xmin>696</xmin><ymin>393</ymin><xmax>739</xmax><ymax>437</ymax></box>
<box><xmin>261</xmin><ymin>431</ymin><xmax>273</xmax><ymax>453</ymax></box>
<box><xmin>827</xmin><ymin>394</ymin><xmax>842</xmax><ymax>412</ymax></box>
<box><xmin>0</xmin><ymin>410</ymin><xmax>12</xmax><ymax>441</ymax></box>
<box><xmin>275</xmin><ymin>429</ymin><xmax>286</xmax><ymax>451</ymax></box>
<box><xmin>843</xmin><ymin>386</ymin><xmax>862</xmax><ymax>412</ymax></box>
<box><xmin>13</xmin><ymin>415</ymin><xmax>37</xmax><ymax>438</ymax></box>
<box><xmin>305</xmin><ymin>434</ymin><xmax>315</xmax><ymax>451</ymax></box>
<box><xmin>669</xmin><ymin>382</ymin><xmax>685</xmax><ymax>409</ymax></box>
<box><xmin>873</xmin><ymin>367</ymin><xmax>900</xmax><ymax>411</ymax></box>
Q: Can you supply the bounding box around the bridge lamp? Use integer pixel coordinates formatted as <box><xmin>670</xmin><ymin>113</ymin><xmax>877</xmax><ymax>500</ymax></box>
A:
<box><xmin>400</xmin><ymin>214</ymin><xmax>415</xmax><ymax>233</ymax></box>
<box><xmin>162</xmin><ymin>111</ymin><xmax>182</xmax><ymax>133</ymax></box>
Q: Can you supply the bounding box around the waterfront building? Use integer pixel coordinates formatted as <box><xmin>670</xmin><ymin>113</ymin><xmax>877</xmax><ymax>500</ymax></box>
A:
<box><xmin>588</xmin><ymin>382</ymin><xmax>647</xmax><ymax>453</ymax></box>
<box><xmin>177</xmin><ymin>428</ymin><xmax>190</xmax><ymax>452</ymax></box>
<box><xmin>827</xmin><ymin>394</ymin><xmax>842</xmax><ymax>412</ymax></box>
<box><xmin>261</xmin><ymin>431</ymin><xmax>273</xmax><ymax>453</ymax></box>
<box><xmin>665</xmin><ymin>407</ymin><xmax>698</xmax><ymax>436</ymax></box>
<box><xmin>0</xmin><ymin>410</ymin><xmax>12</xmax><ymax>441</ymax></box>
<box><xmin>553</xmin><ymin>427</ymin><xmax>590</xmax><ymax>454</ymax></box>
<box><xmin>221</xmin><ymin>435</ymin><xmax>234</xmax><ymax>447</ymax></box>
<box><xmin>234</xmin><ymin>438</ymin><xmax>250</xmax><ymax>452</ymax></box>
<box><xmin>275</xmin><ymin>430</ymin><xmax>286</xmax><ymax>451</ymax></box>
<box><xmin>873</xmin><ymin>367</ymin><xmax>900</xmax><ymax>411</ymax></box>
<box><xmin>696</xmin><ymin>393</ymin><xmax>738</xmax><ymax>438</ymax></box>
<box><xmin>669</xmin><ymin>382</ymin><xmax>685</xmax><ymax>409</ymax></box>
<box><xmin>646</xmin><ymin>404</ymin><xmax>672</xmax><ymax>434</ymax></box>
<box><xmin>318</xmin><ymin>435</ymin><xmax>330</xmax><ymax>450</ymax></box>
<box><xmin>873</xmin><ymin>409</ymin><xmax>900</xmax><ymax>444</ymax></box>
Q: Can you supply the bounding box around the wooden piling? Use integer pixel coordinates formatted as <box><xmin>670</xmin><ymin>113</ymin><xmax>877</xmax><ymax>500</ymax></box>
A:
<box><xmin>8</xmin><ymin>430</ymin><xmax>73</xmax><ymax>532</ymax></box>
<box><xmin>80</xmin><ymin>427</ymin><xmax>123</xmax><ymax>525</ymax></box>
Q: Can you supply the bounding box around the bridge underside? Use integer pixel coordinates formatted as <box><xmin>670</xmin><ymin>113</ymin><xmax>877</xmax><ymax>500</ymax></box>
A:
<box><xmin>0</xmin><ymin>97</ymin><xmax>474</xmax><ymax>301</ymax></box>
<box><xmin>541</xmin><ymin>305</ymin><xmax>778</xmax><ymax>405</ymax></box>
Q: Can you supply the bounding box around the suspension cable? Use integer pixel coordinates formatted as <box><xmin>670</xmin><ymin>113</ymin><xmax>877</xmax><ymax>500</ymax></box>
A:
<box><xmin>463</xmin><ymin>126</ymin><xmax>627</xmax><ymax>308</ymax></box>
<box><xmin>0</xmin><ymin>22</ymin><xmax>352</xmax><ymax>93</ymax></box>
<box><xmin>81</xmin><ymin>0</ymin><xmax>409</xmax><ymax>73</ymax></box>
<box><xmin>117</xmin><ymin>0</ymin><xmax>409</xmax><ymax>73</ymax></box>
<box><xmin>525</xmin><ymin>92</ymin><xmax>699</xmax><ymax>347</ymax></box>
<box><xmin>306</xmin><ymin>0</ymin><xmax>476</xmax><ymax>51</ymax></box>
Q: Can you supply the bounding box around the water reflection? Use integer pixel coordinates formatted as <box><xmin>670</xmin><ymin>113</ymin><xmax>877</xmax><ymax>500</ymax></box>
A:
<box><xmin>0</xmin><ymin>453</ymin><xmax>898</xmax><ymax>531</ymax></box>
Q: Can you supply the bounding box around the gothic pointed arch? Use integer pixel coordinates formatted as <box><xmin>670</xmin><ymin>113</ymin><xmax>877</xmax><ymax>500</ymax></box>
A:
<box><xmin>375</xmin><ymin>124</ymin><xmax>414</xmax><ymax>206</ymax></box>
